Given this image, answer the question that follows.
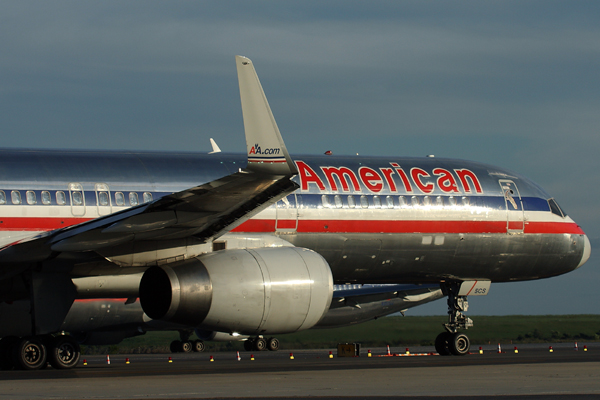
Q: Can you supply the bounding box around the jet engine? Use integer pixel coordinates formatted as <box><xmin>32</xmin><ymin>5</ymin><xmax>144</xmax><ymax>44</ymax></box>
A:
<box><xmin>139</xmin><ymin>247</ymin><xmax>333</xmax><ymax>335</ymax></box>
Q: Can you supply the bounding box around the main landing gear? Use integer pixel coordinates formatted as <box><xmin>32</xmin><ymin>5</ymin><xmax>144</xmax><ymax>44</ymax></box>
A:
<box><xmin>244</xmin><ymin>336</ymin><xmax>280</xmax><ymax>352</ymax></box>
<box><xmin>0</xmin><ymin>334</ymin><xmax>80</xmax><ymax>370</ymax></box>
<box><xmin>435</xmin><ymin>282</ymin><xmax>473</xmax><ymax>356</ymax></box>
<box><xmin>170</xmin><ymin>330</ymin><xmax>205</xmax><ymax>353</ymax></box>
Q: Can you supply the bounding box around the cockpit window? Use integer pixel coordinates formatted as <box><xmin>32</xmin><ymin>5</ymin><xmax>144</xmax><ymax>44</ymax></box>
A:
<box><xmin>548</xmin><ymin>198</ymin><xmax>566</xmax><ymax>218</ymax></box>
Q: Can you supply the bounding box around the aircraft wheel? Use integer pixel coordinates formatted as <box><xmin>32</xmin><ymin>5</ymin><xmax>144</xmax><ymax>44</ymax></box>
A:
<box><xmin>449</xmin><ymin>332</ymin><xmax>470</xmax><ymax>356</ymax></box>
<box><xmin>254</xmin><ymin>337</ymin><xmax>267</xmax><ymax>351</ymax></box>
<box><xmin>0</xmin><ymin>336</ymin><xmax>19</xmax><ymax>370</ymax></box>
<box><xmin>170</xmin><ymin>340</ymin><xmax>182</xmax><ymax>353</ymax></box>
<box><xmin>181</xmin><ymin>341</ymin><xmax>193</xmax><ymax>353</ymax></box>
<box><xmin>267</xmin><ymin>337</ymin><xmax>280</xmax><ymax>351</ymax></box>
<box><xmin>193</xmin><ymin>340</ymin><xmax>205</xmax><ymax>352</ymax></box>
<box><xmin>243</xmin><ymin>339</ymin><xmax>254</xmax><ymax>352</ymax></box>
<box><xmin>13</xmin><ymin>337</ymin><xmax>47</xmax><ymax>370</ymax></box>
<box><xmin>434</xmin><ymin>332</ymin><xmax>452</xmax><ymax>356</ymax></box>
<box><xmin>48</xmin><ymin>335</ymin><xmax>80</xmax><ymax>369</ymax></box>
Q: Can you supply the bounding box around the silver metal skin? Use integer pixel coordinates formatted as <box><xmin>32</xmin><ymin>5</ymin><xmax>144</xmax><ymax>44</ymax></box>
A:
<box><xmin>139</xmin><ymin>247</ymin><xmax>333</xmax><ymax>335</ymax></box>
<box><xmin>0</xmin><ymin>151</ymin><xmax>589</xmax><ymax>284</ymax></box>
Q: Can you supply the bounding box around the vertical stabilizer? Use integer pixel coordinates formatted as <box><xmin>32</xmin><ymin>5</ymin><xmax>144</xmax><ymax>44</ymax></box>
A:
<box><xmin>236</xmin><ymin>55</ymin><xmax>297</xmax><ymax>175</ymax></box>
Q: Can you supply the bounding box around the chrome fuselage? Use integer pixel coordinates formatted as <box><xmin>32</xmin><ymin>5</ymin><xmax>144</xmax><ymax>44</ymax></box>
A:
<box><xmin>0</xmin><ymin>149</ymin><xmax>590</xmax><ymax>287</ymax></box>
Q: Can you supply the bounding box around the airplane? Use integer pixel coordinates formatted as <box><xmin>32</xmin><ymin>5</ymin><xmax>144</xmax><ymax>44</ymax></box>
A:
<box><xmin>0</xmin><ymin>55</ymin><xmax>591</xmax><ymax>370</ymax></box>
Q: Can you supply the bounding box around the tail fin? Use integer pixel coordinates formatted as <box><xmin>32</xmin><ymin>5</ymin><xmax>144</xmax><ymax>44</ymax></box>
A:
<box><xmin>236</xmin><ymin>55</ymin><xmax>297</xmax><ymax>175</ymax></box>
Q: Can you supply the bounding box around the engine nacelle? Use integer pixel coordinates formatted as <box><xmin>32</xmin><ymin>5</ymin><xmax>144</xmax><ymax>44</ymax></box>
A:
<box><xmin>139</xmin><ymin>247</ymin><xmax>333</xmax><ymax>335</ymax></box>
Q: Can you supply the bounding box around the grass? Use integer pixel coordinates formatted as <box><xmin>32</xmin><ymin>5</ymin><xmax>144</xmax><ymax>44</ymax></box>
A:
<box><xmin>81</xmin><ymin>315</ymin><xmax>600</xmax><ymax>355</ymax></box>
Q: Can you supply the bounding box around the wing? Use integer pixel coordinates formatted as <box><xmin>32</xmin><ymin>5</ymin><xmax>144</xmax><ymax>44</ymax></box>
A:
<box><xmin>0</xmin><ymin>56</ymin><xmax>297</xmax><ymax>268</ymax></box>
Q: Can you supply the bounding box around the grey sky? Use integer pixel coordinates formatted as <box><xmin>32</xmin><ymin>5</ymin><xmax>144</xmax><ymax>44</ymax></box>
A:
<box><xmin>1</xmin><ymin>1</ymin><xmax>598</xmax><ymax>315</ymax></box>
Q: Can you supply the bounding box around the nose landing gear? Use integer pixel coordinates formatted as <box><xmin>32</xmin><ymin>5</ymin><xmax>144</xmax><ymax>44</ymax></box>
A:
<box><xmin>435</xmin><ymin>282</ymin><xmax>473</xmax><ymax>356</ymax></box>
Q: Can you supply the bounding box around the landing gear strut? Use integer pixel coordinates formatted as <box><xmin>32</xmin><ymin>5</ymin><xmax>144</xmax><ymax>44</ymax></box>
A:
<box><xmin>435</xmin><ymin>282</ymin><xmax>472</xmax><ymax>356</ymax></box>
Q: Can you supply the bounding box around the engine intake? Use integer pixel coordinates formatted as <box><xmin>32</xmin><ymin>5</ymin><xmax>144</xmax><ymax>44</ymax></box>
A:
<box><xmin>139</xmin><ymin>247</ymin><xmax>333</xmax><ymax>335</ymax></box>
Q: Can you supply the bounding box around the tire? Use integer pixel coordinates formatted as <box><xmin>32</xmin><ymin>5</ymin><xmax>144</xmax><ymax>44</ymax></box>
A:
<box><xmin>193</xmin><ymin>340</ymin><xmax>205</xmax><ymax>352</ymax></box>
<box><xmin>267</xmin><ymin>337</ymin><xmax>280</xmax><ymax>351</ymax></box>
<box><xmin>243</xmin><ymin>339</ymin><xmax>254</xmax><ymax>352</ymax></box>
<box><xmin>13</xmin><ymin>337</ymin><xmax>47</xmax><ymax>370</ymax></box>
<box><xmin>434</xmin><ymin>332</ymin><xmax>452</xmax><ymax>356</ymax></box>
<box><xmin>170</xmin><ymin>340</ymin><xmax>182</xmax><ymax>353</ymax></box>
<box><xmin>181</xmin><ymin>341</ymin><xmax>193</xmax><ymax>353</ymax></box>
<box><xmin>48</xmin><ymin>335</ymin><xmax>80</xmax><ymax>370</ymax></box>
<box><xmin>449</xmin><ymin>332</ymin><xmax>470</xmax><ymax>356</ymax></box>
<box><xmin>254</xmin><ymin>337</ymin><xmax>267</xmax><ymax>351</ymax></box>
<box><xmin>0</xmin><ymin>336</ymin><xmax>19</xmax><ymax>370</ymax></box>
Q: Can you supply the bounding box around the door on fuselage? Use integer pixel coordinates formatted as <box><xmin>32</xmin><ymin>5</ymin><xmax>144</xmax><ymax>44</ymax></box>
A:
<box><xmin>498</xmin><ymin>180</ymin><xmax>524</xmax><ymax>233</ymax></box>
<box><xmin>275</xmin><ymin>194</ymin><xmax>298</xmax><ymax>233</ymax></box>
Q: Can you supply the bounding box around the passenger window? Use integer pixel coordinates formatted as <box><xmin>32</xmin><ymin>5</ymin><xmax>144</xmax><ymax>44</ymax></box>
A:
<box><xmin>462</xmin><ymin>196</ymin><xmax>470</xmax><ymax>206</ymax></box>
<box><xmin>334</xmin><ymin>195</ymin><xmax>343</xmax><ymax>208</ymax></box>
<box><xmin>41</xmin><ymin>191</ymin><xmax>51</xmax><ymax>205</ymax></box>
<box><xmin>398</xmin><ymin>196</ymin><xmax>407</xmax><ymax>208</ymax></box>
<box><xmin>143</xmin><ymin>192</ymin><xmax>153</xmax><ymax>203</ymax></box>
<box><xmin>98</xmin><ymin>192</ymin><xmax>109</xmax><ymax>206</ymax></box>
<box><xmin>448</xmin><ymin>196</ymin><xmax>456</xmax><ymax>206</ymax></box>
<box><xmin>0</xmin><ymin>190</ymin><xmax>6</xmax><ymax>205</ymax></box>
<box><xmin>129</xmin><ymin>192</ymin><xmax>139</xmax><ymax>206</ymax></box>
<box><xmin>373</xmin><ymin>196</ymin><xmax>382</xmax><ymax>208</ymax></box>
<box><xmin>321</xmin><ymin>194</ymin><xmax>330</xmax><ymax>208</ymax></box>
<box><xmin>423</xmin><ymin>196</ymin><xmax>431</xmax><ymax>207</ymax></box>
<box><xmin>26</xmin><ymin>191</ymin><xmax>37</xmax><ymax>205</ymax></box>
<box><xmin>115</xmin><ymin>192</ymin><xmax>125</xmax><ymax>206</ymax></box>
<box><xmin>11</xmin><ymin>191</ymin><xmax>21</xmax><ymax>205</ymax></box>
<box><xmin>360</xmin><ymin>195</ymin><xmax>369</xmax><ymax>209</ymax></box>
<box><xmin>435</xmin><ymin>196</ymin><xmax>443</xmax><ymax>207</ymax></box>
<box><xmin>386</xmin><ymin>196</ymin><xmax>394</xmax><ymax>208</ymax></box>
<box><xmin>411</xmin><ymin>196</ymin><xmax>420</xmax><ymax>207</ymax></box>
<box><xmin>72</xmin><ymin>191</ymin><xmax>83</xmax><ymax>206</ymax></box>
<box><xmin>56</xmin><ymin>191</ymin><xmax>66</xmax><ymax>205</ymax></box>
<box><xmin>347</xmin><ymin>195</ymin><xmax>356</xmax><ymax>208</ymax></box>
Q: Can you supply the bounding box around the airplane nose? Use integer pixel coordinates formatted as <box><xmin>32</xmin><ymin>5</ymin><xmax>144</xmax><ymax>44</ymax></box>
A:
<box><xmin>576</xmin><ymin>234</ymin><xmax>591</xmax><ymax>269</ymax></box>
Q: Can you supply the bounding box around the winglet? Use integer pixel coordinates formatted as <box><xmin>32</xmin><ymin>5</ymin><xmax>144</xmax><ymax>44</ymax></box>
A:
<box><xmin>236</xmin><ymin>55</ymin><xmax>297</xmax><ymax>175</ymax></box>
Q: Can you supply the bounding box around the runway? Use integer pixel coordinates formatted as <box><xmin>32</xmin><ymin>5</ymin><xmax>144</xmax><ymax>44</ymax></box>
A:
<box><xmin>1</xmin><ymin>343</ymin><xmax>599</xmax><ymax>399</ymax></box>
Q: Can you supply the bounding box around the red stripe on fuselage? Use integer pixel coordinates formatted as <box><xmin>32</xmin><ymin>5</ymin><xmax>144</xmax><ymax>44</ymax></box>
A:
<box><xmin>0</xmin><ymin>217</ymin><xmax>90</xmax><ymax>231</ymax></box>
<box><xmin>232</xmin><ymin>219</ymin><xmax>585</xmax><ymax>235</ymax></box>
<box><xmin>0</xmin><ymin>217</ymin><xmax>584</xmax><ymax>235</ymax></box>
